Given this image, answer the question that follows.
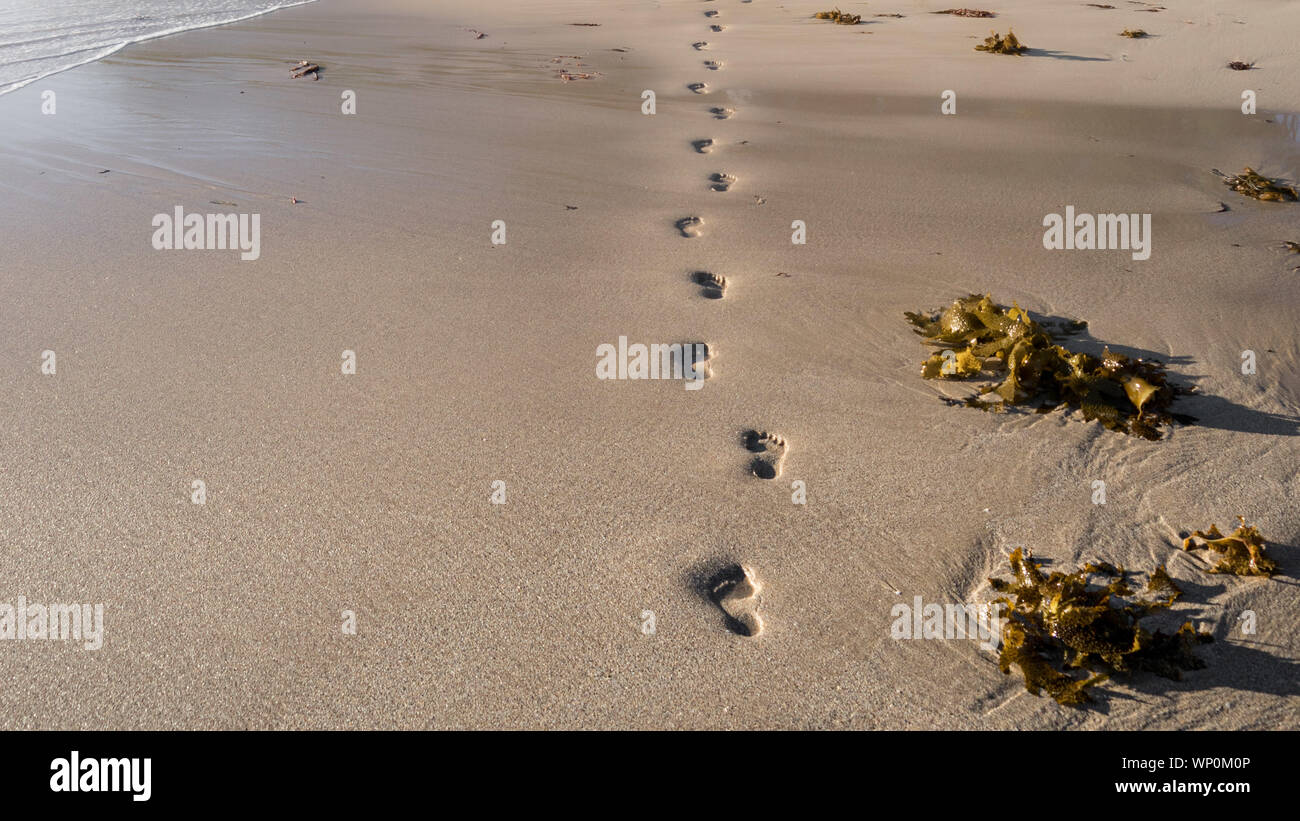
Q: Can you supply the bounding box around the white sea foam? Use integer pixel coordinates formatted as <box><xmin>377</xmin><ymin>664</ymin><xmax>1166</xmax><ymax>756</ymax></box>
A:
<box><xmin>0</xmin><ymin>0</ymin><xmax>318</xmax><ymax>95</ymax></box>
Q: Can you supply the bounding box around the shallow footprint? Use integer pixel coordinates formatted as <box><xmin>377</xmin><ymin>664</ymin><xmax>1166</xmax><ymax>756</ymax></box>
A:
<box><xmin>687</xmin><ymin>82</ymin><xmax>709</xmax><ymax>94</ymax></box>
<box><xmin>684</xmin><ymin>341</ymin><xmax>713</xmax><ymax>379</ymax></box>
<box><xmin>676</xmin><ymin>216</ymin><xmax>704</xmax><ymax>238</ymax></box>
<box><xmin>704</xmin><ymin>9</ymin><xmax>720</xmax><ymax>17</ymax></box>
<box><xmin>704</xmin><ymin>59</ymin><xmax>723</xmax><ymax>70</ymax></box>
<box><xmin>691</xmin><ymin>138</ymin><xmax>716</xmax><ymax>153</ymax></box>
<box><xmin>692</xmin><ymin>41</ymin><xmax>709</xmax><ymax>50</ymax></box>
<box><xmin>710</xmin><ymin>24</ymin><xmax>726</xmax><ymax>32</ymax></box>
<box><xmin>709</xmin><ymin>172</ymin><xmax>737</xmax><ymax>192</ymax></box>
<box><xmin>708</xmin><ymin>564</ymin><xmax>763</xmax><ymax>637</ymax></box>
<box><xmin>691</xmin><ymin>270</ymin><xmax>728</xmax><ymax>299</ymax></box>
<box><xmin>744</xmin><ymin>430</ymin><xmax>787</xmax><ymax>479</ymax></box>
<box><xmin>709</xmin><ymin>107</ymin><xmax>734</xmax><ymax>120</ymax></box>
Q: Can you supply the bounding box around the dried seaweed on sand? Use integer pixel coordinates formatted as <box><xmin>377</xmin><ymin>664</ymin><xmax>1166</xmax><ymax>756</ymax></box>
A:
<box><xmin>990</xmin><ymin>550</ymin><xmax>1211</xmax><ymax>705</ymax></box>
<box><xmin>905</xmin><ymin>294</ymin><xmax>1187</xmax><ymax>439</ymax></box>
<box><xmin>1212</xmin><ymin>167</ymin><xmax>1298</xmax><ymax>202</ymax></box>
<box><xmin>975</xmin><ymin>30</ymin><xmax>1028</xmax><ymax>54</ymax></box>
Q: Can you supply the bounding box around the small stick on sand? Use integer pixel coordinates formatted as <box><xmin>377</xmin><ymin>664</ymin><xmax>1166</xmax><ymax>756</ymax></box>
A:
<box><xmin>290</xmin><ymin>60</ymin><xmax>321</xmax><ymax>80</ymax></box>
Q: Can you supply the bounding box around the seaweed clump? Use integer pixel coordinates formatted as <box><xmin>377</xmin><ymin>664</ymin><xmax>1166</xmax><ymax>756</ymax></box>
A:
<box><xmin>975</xmin><ymin>30</ymin><xmax>1028</xmax><ymax>54</ymax></box>
<box><xmin>1213</xmin><ymin>167</ymin><xmax>1298</xmax><ymax>202</ymax></box>
<box><xmin>905</xmin><ymin>294</ymin><xmax>1184</xmax><ymax>439</ymax></box>
<box><xmin>935</xmin><ymin>8</ymin><xmax>996</xmax><ymax>17</ymax></box>
<box><xmin>813</xmin><ymin>8</ymin><xmax>862</xmax><ymax>24</ymax></box>
<box><xmin>990</xmin><ymin>549</ymin><xmax>1212</xmax><ymax>705</ymax></box>
<box><xmin>1120</xmin><ymin>29</ymin><xmax>1149</xmax><ymax>38</ymax></box>
<box><xmin>1182</xmin><ymin>518</ymin><xmax>1279</xmax><ymax>577</ymax></box>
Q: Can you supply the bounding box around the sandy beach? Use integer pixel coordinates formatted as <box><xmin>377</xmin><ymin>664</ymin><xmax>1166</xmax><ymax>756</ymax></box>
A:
<box><xmin>1</xmin><ymin>0</ymin><xmax>1298</xmax><ymax>729</ymax></box>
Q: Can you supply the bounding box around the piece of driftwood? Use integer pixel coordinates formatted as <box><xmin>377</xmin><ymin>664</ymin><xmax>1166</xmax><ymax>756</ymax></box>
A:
<box><xmin>290</xmin><ymin>60</ymin><xmax>320</xmax><ymax>80</ymax></box>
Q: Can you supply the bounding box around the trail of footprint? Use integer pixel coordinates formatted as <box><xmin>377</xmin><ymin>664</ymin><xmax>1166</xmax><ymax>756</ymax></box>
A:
<box><xmin>691</xmin><ymin>271</ymin><xmax>728</xmax><ymax>299</ymax></box>
<box><xmin>709</xmin><ymin>172</ymin><xmax>736</xmax><ymax>192</ymax></box>
<box><xmin>709</xmin><ymin>107</ymin><xmax>734</xmax><ymax>119</ymax></box>
<box><xmin>743</xmin><ymin>430</ymin><xmax>787</xmax><ymax>479</ymax></box>
<box><xmin>676</xmin><ymin>216</ymin><xmax>704</xmax><ymax>237</ymax></box>
<box><xmin>704</xmin><ymin>59</ymin><xmax>723</xmax><ymax>70</ymax></box>
<box><xmin>710</xmin><ymin>24</ymin><xmax>726</xmax><ymax>32</ymax></box>
<box><xmin>692</xmin><ymin>138</ymin><xmax>716</xmax><ymax>153</ymax></box>
<box><xmin>687</xmin><ymin>82</ymin><xmax>709</xmax><ymax>94</ymax></box>
<box><xmin>692</xmin><ymin>41</ymin><xmax>709</xmax><ymax>50</ymax></box>
<box><xmin>708</xmin><ymin>564</ymin><xmax>763</xmax><ymax>637</ymax></box>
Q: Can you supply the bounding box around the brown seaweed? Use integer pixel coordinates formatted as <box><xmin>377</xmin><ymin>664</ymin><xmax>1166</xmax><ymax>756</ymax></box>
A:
<box><xmin>1182</xmin><ymin>518</ymin><xmax>1279</xmax><ymax>577</ymax></box>
<box><xmin>1227</xmin><ymin>60</ymin><xmax>1255</xmax><ymax>70</ymax></box>
<box><xmin>813</xmin><ymin>8</ymin><xmax>862</xmax><ymax>24</ymax></box>
<box><xmin>935</xmin><ymin>8</ymin><xmax>996</xmax><ymax>17</ymax></box>
<box><xmin>990</xmin><ymin>548</ymin><xmax>1211</xmax><ymax>705</ymax></box>
<box><xmin>1146</xmin><ymin>564</ymin><xmax>1182</xmax><ymax>603</ymax></box>
<box><xmin>1213</xmin><ymin>167</ymin><xmax>1298</xmax><ymax>202</ymax></box>
<box><xmin>975</xmin><ymin>29</ymin><xmax>1028</xmax><ymax>54</ymax></box>
<box><xmin>1120</xmin><ymin>29</ymin><xmax>1149</xmax><ymax>38</ymax></box>
<box><xmin>905</xmin><ymin>294</ymin><xmax>1182</xmax><ymax>439</ymax></box>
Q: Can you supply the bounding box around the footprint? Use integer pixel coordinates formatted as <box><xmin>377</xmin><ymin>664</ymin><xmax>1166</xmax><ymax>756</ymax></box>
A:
<box><xmin>691</xmin><ymin>138</ymin><xmax>716</xmax><ymax>153</ymax></box>
<box><xmin>704</xmin><ymin>59</ymin><xmax>723</xmax><ymax>70</ymax></box>
<box><xmin>709</xmin><ymin>107</ymin><xmax>734</xmax><ymax>119</ymax></box>
<box><xmin>708</xmin><ymin>564</ymin><xmax>763</xmax><ymax>637</ymax></box>
<box><xmin>710</xmin><ymin>24</ymin><xmax>726</xmax><ymax>32</ymax></box>
<box><xmin>709</xmin><ymin>171</ymin><xmax>736</xmax><ymax>192</ymax></box>
<box><xmin>684</xmin><ymin>341</ymin><xmax>713</xmax><ymax>379</ymax></box>
<box><xmin>688</xmin><ymin>82</ymin><xmax>709</xmax><ymax>94</ymax></box>
<box><xmin>743</xmin><ymin>430</ymin><xmax>787</xmax><ymax>480</ymax></box>
<box><xmin>676</xmin><ymin>216</ymin><xmax>704</xmax><ymax>237</ymax></box>
<box><xmin>704</xmin><ymin>10</ymin><xmax>720</xmax><ymax>17</ymax></box>
<box><xmin>692</xmin><ymin>41</ymin><xmax>709</xmax><ymax>50</ymax></box>
<box><xmin>691</xmin><ymin>271</ymin><xmax>728</xmax><ymax>299</ymax></box>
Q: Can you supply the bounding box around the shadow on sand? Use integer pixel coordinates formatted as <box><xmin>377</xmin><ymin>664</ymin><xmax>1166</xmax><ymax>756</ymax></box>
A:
<box><xmin>1034</xmin><ymin>312</ymin><xmax>1300</xmax><ymax>437</ymax></box>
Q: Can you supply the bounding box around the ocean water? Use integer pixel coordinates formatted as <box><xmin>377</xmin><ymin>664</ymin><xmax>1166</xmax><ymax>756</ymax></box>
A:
<box><xmin>0</xmin><ymin>0</ymin><xmax>317</xmax><ymax>95</ymax></box>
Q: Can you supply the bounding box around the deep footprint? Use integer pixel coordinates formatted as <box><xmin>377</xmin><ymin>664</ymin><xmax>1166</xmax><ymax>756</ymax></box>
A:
<box><xmin>704</xmin><ymin>10</ymin><xmax>720</xmax><ymax>17</ymax></box>
<box><xmin>709</xmin><ymin>107</ymin><xmax>734</xmax><ymax>120</ymax></box>
<box><xmin>687</xmin><ymin>82</ymin><xmax>709</xmax><ymax>94</ymax></box>
<box><xmin>692</xmin><ymin>138</ymin><xmax>716</xmax><ymax>153</ymax></box>
<box><xmin>709</xmin><ymin>172</ymin><xmax>737</xmax><ymax>192</ymax></box>
<box><xmin>704</xmin><ymin>59</ymin><xmax>723</xmax><ymax>70</ymax></box>
<box><xmin>710</xmin><ymin>24</ymin><xmax>726</xmax><ymax>32</ymax></box>
<box><xmin>744</xmin><ymin>430</ymin><xmax>787</xmax><ymax>480</ymax></box>
<box><xmin>708</xmin><ymin>564</ymin><xmax>763</xmax><ymax>637</ymax></box>
<box><xmin>692</xmin><ymin>41</ymin><xmax>709</xmax><ymax>50</ymax></box>
<box><xmin>676</xmin><ymin>216</ymin><xmax>704</xmax><ymax>237</ymax></box>
<box><xmin>691</xmin><ymin>271</ymin><xmax>728</xmax><ymax>299</ymax></box>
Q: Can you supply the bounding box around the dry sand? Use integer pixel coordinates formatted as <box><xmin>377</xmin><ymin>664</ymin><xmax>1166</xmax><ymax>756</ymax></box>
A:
<box><xmin>0</xmin><ymin>0</ymin><xmax>1297</xmax><ymax>729</ymax></box>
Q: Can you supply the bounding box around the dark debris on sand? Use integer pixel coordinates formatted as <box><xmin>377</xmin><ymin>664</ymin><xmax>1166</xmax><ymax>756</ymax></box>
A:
<box><xmin>991</xmin><ymin>549</ymin><xmax>1212</xmax><ymax>706</ymax></box>
<box><xmin>974</xmin><ymin>29</ymin><xmax>1029</xmax><ymax>55</ymax></box>
<box><xmin>906</xmin><ymin>294</ymin><xmax>1188</xmax><ymax>439</ymax></box>
<box><xmin>934</xmin><ymin>8</ymin><xmax>996</xmax><ymax>17</ymax></box>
